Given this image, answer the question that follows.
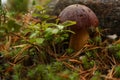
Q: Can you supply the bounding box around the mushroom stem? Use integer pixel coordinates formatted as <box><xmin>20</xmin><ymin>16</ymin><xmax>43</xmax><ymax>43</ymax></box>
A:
<box><xmin>69</xmin><ymin>28</ymin><xmax>89</xmax><ymax>51</ymax></box>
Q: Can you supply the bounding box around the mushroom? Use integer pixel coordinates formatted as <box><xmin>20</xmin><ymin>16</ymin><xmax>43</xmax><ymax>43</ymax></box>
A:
<box><xmin>59</xmin><ymin>4</ymin><xmax>99</xmax><ymax>51</ymax></box>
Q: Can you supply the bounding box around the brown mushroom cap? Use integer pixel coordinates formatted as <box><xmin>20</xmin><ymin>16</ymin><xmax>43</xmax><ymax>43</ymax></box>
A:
<box><xmin>81</xmin><ymin>5</ymin><xmax>99</xmax><ymax>27</ymax></box>
<box><xmin>59</xmin><ymin>4</ymin><xmax>99</xmax><ymax>30</ymax></box>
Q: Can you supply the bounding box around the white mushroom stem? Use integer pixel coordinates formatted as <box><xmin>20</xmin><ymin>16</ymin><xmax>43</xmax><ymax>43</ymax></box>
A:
<box><xmin>69</xmin><ymin>28</ymin><xmax>89</xmax><ymax>51</ymax></box>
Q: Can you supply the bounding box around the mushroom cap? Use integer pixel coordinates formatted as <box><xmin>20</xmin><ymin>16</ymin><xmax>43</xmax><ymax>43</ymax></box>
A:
<box><xmin>59</xmin><ymin>4</ymin><xmax>99</xmax><ymax>30</ymax></box>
